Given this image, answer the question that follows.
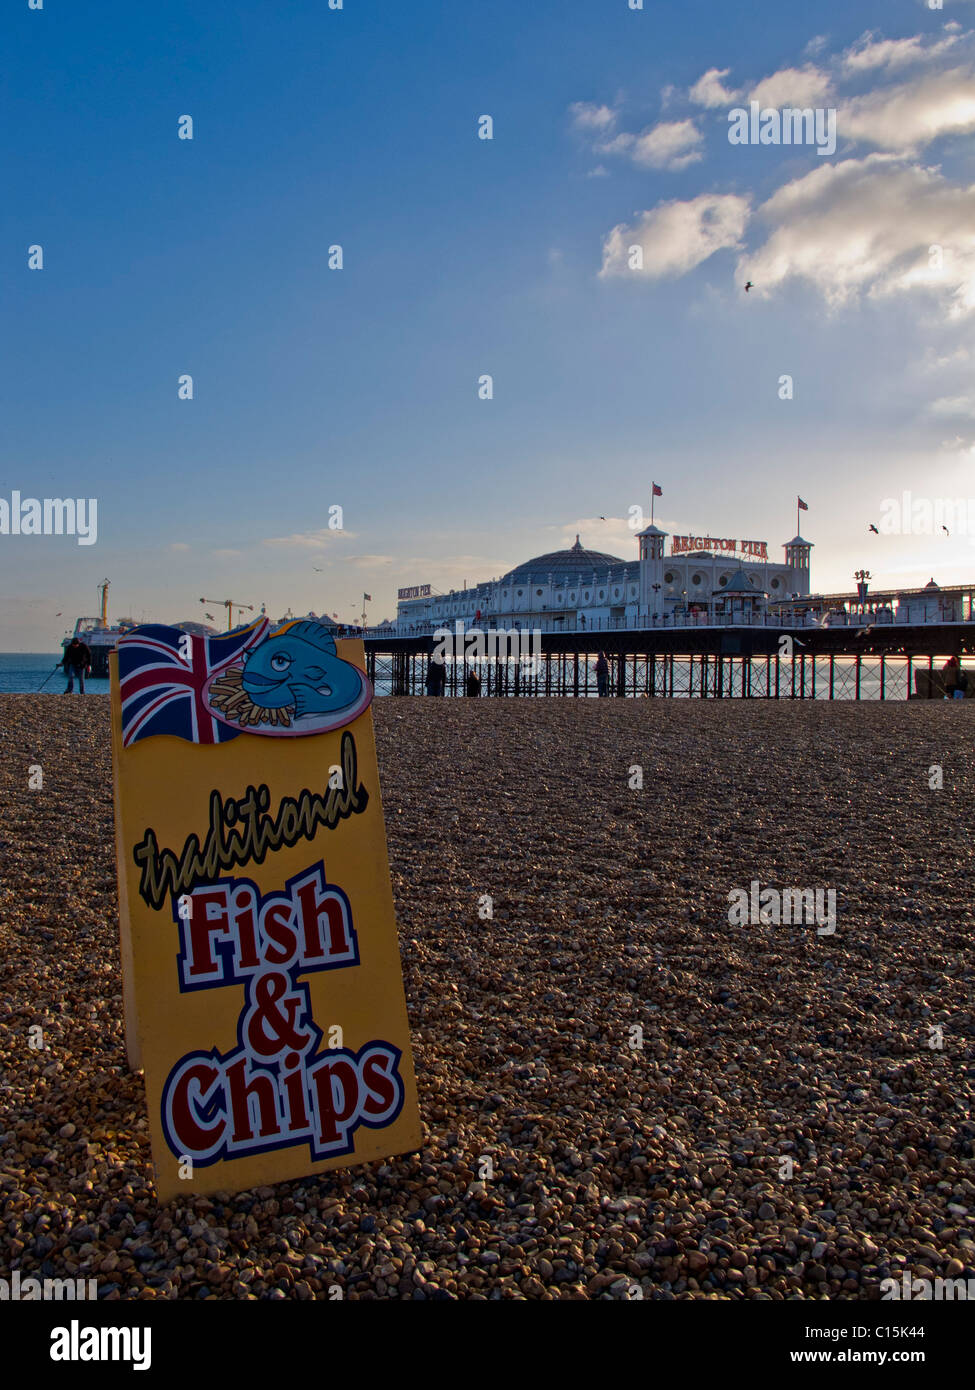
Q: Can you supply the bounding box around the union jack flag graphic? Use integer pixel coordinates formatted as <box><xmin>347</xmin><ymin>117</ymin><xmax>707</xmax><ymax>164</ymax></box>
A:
<box><xmin>118</xmin><ymin>619</ymin><xmax>271</xmax><ymax>748</ymax></box>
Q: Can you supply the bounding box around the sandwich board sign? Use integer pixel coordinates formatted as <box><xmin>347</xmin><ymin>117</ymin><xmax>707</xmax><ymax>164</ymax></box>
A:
<box><xmin>109</xmin><ymin>618</ymin><xmax>421</xmax><ymax>1201</ymax></box>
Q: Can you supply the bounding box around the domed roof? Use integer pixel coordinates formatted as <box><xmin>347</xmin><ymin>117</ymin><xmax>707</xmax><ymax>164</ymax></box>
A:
<box><xmin>501</xmin><ymin>535</ymin><xmax>632</xmax><ymax>584</ymax></box>
<box><xmin>720</xmin><ymin>568</ymin><xmax>767</xmax><ymax>597</ymax></box>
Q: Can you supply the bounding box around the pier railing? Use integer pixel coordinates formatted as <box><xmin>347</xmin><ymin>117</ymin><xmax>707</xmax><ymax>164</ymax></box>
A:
<box><xmin>360</xmin><ymin>608</ymin><xmax>969</xmax><ymax>640</ymax></box>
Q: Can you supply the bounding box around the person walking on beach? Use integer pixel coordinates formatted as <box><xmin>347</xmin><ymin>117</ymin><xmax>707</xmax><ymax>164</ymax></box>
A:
<box><xmin>62</xmin><ymin>637</ymin><xmax>92</xmax><ymax>694</ymax></box>
<box><xmin>465</xmin><ymin>668</ymin><xmax>481</xmax><ymax>697</ymax></box>
<box><xmin>595</xmin><ymin>650</ymin><xmax>610</xmax><ymax>698</ymax></box>
<box><xmin>425</xmin><ymin>657</ymin><xmax>446</xmax><ymax>696</ymax></box>
<box><xmin>942</xmin><ymin>655</ymin><xmax>960</xmax><ymax>700</ymax></box>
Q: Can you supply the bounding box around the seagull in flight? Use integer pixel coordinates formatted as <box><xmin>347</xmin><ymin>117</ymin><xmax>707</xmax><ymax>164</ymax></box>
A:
<box><xmin>312</xmin><ymin>565</ymin><xmax>324</xmax><ymax>572</ymax></box>
<box><xmin>744</xmin><ymin>281</ymin><xmax>754</xmax><ymax>292</ymax></box>
<box><xmin>809</xmin><ymin>613</ymin><xmax>830</xmax><ymax>629</ymax></box>
<box><xmin>943</xmin><ymin>524</ymin><xmax>950</xmax><ymax>536</ymax></box>
<box><xmin>869</xmin><ymin>524</ymin><xmax>879</xmax><ymax>534</ymax></box>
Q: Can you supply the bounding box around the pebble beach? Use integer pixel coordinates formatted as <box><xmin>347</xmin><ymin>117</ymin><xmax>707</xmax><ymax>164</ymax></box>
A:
<box><xmin>1</xmin><ymin>693</ymin><xmax>973</xmax><ymax>1300</ymax></box>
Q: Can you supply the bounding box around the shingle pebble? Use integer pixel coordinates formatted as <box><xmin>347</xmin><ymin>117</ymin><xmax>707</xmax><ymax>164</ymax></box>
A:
<box><xmin>0</xmin><ymin>694</ymin><xmax>973</xmax><ymax>1299</ymax></box>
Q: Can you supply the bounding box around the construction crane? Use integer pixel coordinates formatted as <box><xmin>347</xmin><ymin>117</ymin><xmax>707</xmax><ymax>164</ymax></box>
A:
<box><xmin>96</xmin><ymin>578</ymin><xmax>111</xmax><ymax>629</ymax></box>
<box><xmin>199</xmin><ymin>597</ymin><xmax>255</xmax><ymax>631</ymax></box>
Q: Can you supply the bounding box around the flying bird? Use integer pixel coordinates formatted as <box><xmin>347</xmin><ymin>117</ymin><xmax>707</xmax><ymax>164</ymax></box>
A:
<box><xmin>943</xmin><ymin>525</ymin><xmax>950</xmax><ymax>536</ymax></box>
<box><xmin>809</xmin><ymin>613</ymin><xmax>830</xmax><ymax>629</ymax></box>
<box><xmin>599</xmin><ymin>516</ymin><xmax>606</xmax><ymax>521</ymax></box>
<box><xmin>205</xmin><ymin>613</ymin><xmax>215</xmax><ymax>621</ymax></box>
<box><xmin>312</xmin><ymin>565</ymin><xmax>324</xmax><ymax>572</ymax></box>
<box><xmin>869</xmin><ymin>524</ymin><xmax>879</xmax><ymax>534</ymax></box>
<box><xmin>744</xmin><ymin>281</ymin><xmax>754</xmax><ymax>292</ymax></box>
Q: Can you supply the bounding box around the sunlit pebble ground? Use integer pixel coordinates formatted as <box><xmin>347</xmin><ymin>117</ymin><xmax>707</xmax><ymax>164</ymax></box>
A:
<box><xmin>0</xmin><ymin>692</ymin><xmax>974</xmax><ymax>1301</ymax></box>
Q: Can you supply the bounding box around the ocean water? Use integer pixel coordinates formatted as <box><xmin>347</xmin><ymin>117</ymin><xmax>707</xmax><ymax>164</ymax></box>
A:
<box><xmin>0</xmin><ymin>653</ymin><xmax>111</xmax><ymax>695</ymax></box>
<box><xmin>0</xmin><ymin>652</ymin><xmax>916</xmax><ymax>700</ymax></box>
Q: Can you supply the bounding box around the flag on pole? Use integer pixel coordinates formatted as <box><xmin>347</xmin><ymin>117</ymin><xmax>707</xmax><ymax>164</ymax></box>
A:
<box><xmin>363</xmin><ymin>593</ymin><xmax>372</xmax><ymax>602</ymax></box>
<box><xmin>798</xmin><ymin>497</ymin><xmax>808</xmax><ymax>511</ymax></box>
<box><xmin>652</xmin><ymin>483</ymin><xmax>663</xmax><ymax>497</ymax></box>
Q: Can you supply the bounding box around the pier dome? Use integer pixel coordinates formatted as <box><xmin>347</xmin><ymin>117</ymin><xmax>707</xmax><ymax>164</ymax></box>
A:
<box><xmin>501</xmin><ymin>535</ymin><xmax>631</xmax><ymax>584</ymax></box>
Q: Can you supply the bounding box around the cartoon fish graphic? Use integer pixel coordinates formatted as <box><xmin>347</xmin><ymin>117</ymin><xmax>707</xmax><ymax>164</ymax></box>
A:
<box><xmin>240</xmin><ymin>621</ymin><xmax>366</xmax><ymax>720</ymax></box>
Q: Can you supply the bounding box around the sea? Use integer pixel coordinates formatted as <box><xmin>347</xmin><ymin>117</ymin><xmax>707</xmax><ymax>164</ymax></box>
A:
<box><xmin>0</xmin><ymin>652</ymin><xmax>914</xmax><ymax>700</ymax></box>
<box><xmin>0</xmin><ymin>653</ymin><xmax>112</xmax><ymax>695</ymax></box>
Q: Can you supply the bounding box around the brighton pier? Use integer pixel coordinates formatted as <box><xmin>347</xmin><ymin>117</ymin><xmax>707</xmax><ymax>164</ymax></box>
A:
<box><xmin>362</xmin><ymin>522</ymin><xmax>975</xmax><ymax>701</ymax></box>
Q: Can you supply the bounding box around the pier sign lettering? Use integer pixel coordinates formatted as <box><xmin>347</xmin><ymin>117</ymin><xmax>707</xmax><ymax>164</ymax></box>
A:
<box><xmin>110</xmin><ymin>621</ymin><xmax>420</xmax><ymax>1200</ymax></box>
<box><xmin>671</xmin><ymin>535</ymin><xmax>768</xmax><ymax>559</ymax></box>
<box><xmin>397</xmin><ymin>584</ymin><xmax>432</xmax><ymax>600</ymax></box>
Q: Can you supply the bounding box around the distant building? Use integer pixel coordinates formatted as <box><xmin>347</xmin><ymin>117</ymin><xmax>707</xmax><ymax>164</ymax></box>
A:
<box><xmin>395</xmin><ymin>527</ymin><xmax>812</xmax><ymax>628</ymax></box>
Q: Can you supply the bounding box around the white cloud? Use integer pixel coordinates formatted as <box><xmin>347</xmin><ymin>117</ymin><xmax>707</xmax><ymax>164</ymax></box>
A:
<box><xmin>689</xmin><ymin>67</ymin><xmax>741</xmax><ymax>108</ymax></box>
<box><xmin>749</xmin><ymin>64</ymin><xmax>833</xmax><ymax>109</ymax></box>
<box><xmin>839</xmin><ymin>67</ymin><xmax>975</xmax><ymax>152</ymax></box>
<box><xmin>628</xmin><ymin>119</ymin><xmax>704</xmax><ymax>170</ymax></box>
<box><xmin>598</xmin><ymin>119</ymin><xmax>703</xmax><ymax>171</ymax></box>
<box><xmin>920</xmin><ymin>344</ymin><xmax>972</xmax><ymax>371</ymax></box>
<box><xmin>842</xmin><ymin>30</ymin><xmax>962</xmax><ymax>73</ymax></box>
<box><xmin>931</xmin><ymin>394</ymin><xmax>975</xmax><ymax>417</ymax></box>
<box><xmin>262</xmin><ymin>528</ymin><xmax>355</xmax><ymax>549</ymax></box>
<box><xmin>557</xmin><ymin>518</ymin><xmax>640</xmax><ymax>555</ymax></box>
<box><xmin>400</xmin><ymin>555</ymin><xmax>497</xmax><ymax>586</ymax></box>
<box><xmin>168</xmin><ymin>542</ymin><xmax>190</xmax><ymax>552</ymax></box>
<box><xmin>738</xmin><ymin>155</ymin><xmax>975</xmax><ymax>315</ymax></box>
<box><xmin>347</xmin><ymin>554</ymin><xmax>394</xmax><ymax>567</ymax></box>
<box><xmin>600</xmin><ymin>193</ymin><xmax>751</xmax><ymax>279</ymax></box>
<box><xmin>569</xmin><ymin>101</ymin><xmax>617</xmax><ymax>132</ymax></box>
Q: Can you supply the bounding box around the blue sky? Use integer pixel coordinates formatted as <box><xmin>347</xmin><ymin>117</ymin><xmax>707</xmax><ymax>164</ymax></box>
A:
<box><xmin>3</xmin><ymin>0</ymin><xmax>975</xmax><ymax>647</ymax></box>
